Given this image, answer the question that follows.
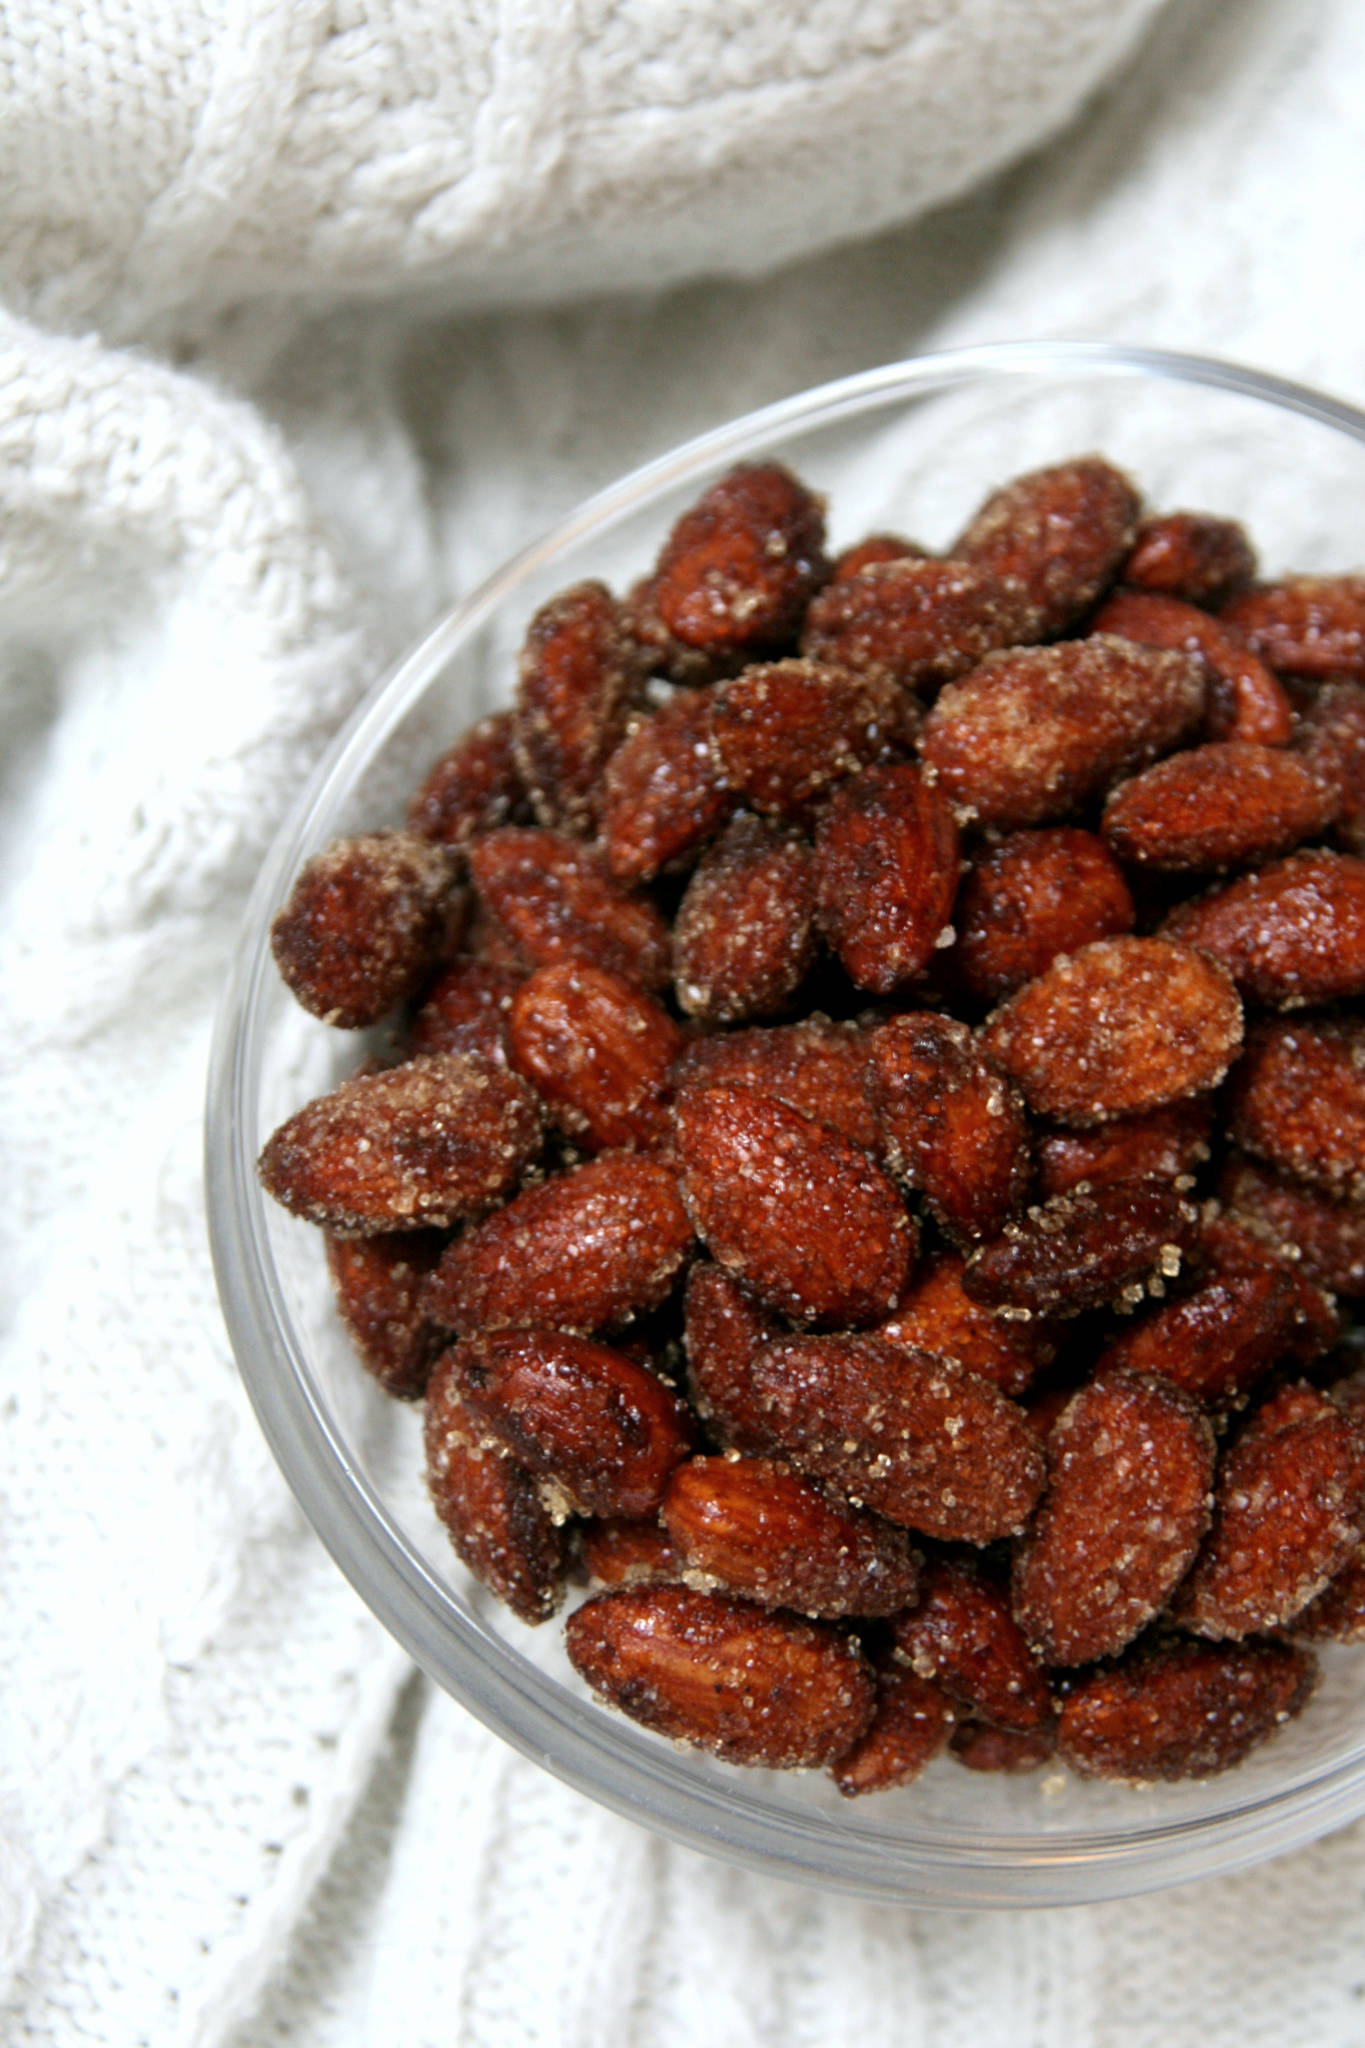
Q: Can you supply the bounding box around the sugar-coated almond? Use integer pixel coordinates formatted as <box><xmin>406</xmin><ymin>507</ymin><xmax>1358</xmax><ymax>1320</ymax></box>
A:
<box><xmin>270</xmin><ymin>832</ymin><xmax>461</xmax><ymax>1028</ymax></box>
<box><xmin>1178</xmin><ymin>1381</ymin><xmax>1365</xmax><ymax>1638</ymax></box>
<box><xmin>407</xmin><ymin>711</ymin><xmax>529</xmax><ymax>847</ymax></box>
<box><xmin>681</xmin><ymin>1262</ymin><xmax>781</xmax><ymax>1453</ymax></box>
<box><xmin>671</xmin><ymin>1016</ymin><xmax>879</xmax><ymax>1153</ymax></box>
<box><xmin>468</xmin><ymin>827</ymin><xmax>671</xmax><ymax>992</ymax></box>
<box><xmin>894</xmin><ymin>1557</ymin><xmax>1053</xmax><ymax>1731</ymax></box>
<box><xmin>1221</xmin><ymin>1154</ymin><xmax>1365</xmax><ymax>1298</ymax></box>
<box><xmin>919</xmin><ymin>636</ymin><xmax>1205</xmax><ymax>831</ymax></box>
<box><xmin>597</xmin><ymin>687</ymin><xmax>734</xmax><ymax>882</ymax></box>
<box><xmin>512</xmin><ymin>581</ymin><xmax>643</xmax><ymax>835</ymax></box>
<box><xmin>425</xmin><ymin>1152</ymin><xmax>693</xmax><ymax>1336</ymax></box>
<box><xmin>1097</xmin><ymin>1215</ymin><xmax>1337</xmax><ymax>1406</ymax></box>
<box><xmin>1296</xmin><ymin>679</ymin><xmax>1365</xmax><ymax>856</ymax></box>
<box><xmin>981</xmin><ymin>936</ymin><xmax>1243</xmax><ymax>1127</ymax></box>
<box><xmin>1121</xmin><ymin>510</ymin><xmax>1257</xmax><ymax>606</ymax></box>
<box><xmin>964</xmin><ymin>1182</ymin><xmax>1199</xmax><ymax>1319</ymax></box>
<box><xmin>1162</xmin><ymin>851</ymin><xmax>1365</xmax><ymax>1007</ymax></box>
<box><xmin>801</xmin><ymin>556</ymin><xmax>1034</xmax><ymax>692</ymax></box>
<box><xmin>874</xmin><ymin>1251</ymin><xmax>1057</xmax><ymax>1398</ymax></box>
<box><xmin>1012</xmin><ymin>1370</ymin><xmax>1214</xmax><ymax>1665</ymax></box>
<box><xmin>407</xmin><ymin>957</ymin><xmax>523</xmax><ymax>1065</ymax></box>
<box><xmin>674</xmin><ymin>1084</ymin><xmax>913</xmax><ymax>1327</ymax></box>
<box><xmin>1226</xmin><ymin>1013</ymin><xmax>1365</xmax><ymax>1203</ymax></box>
<box><xmin>951</xmin><ymin>455</ymin><xmax>1139</xmax><ymax>637</ymax></box>
<box><xmin>1295</xmin><ymin>1547</ymin><xmax>1365</xmax><ymax>1643</ymax></box>
<box><xmin>1034</xmin><ymin>1100</ymin><xmax>1213</xmax><ymax>1200</ymax></box>
<box><xmin>449</xmin><ymin>1327</ymin><xmax>694</xmax><ymax>1518</ymax></box>
<box><xmin>1102</xmin><ymin>742</ymin><xmax>1336</xmax><ymax>873</ymax></box>
<box><xmin>507</xmin><ymin>962</ymin><xmax>684</xmax><ymax>1152</ymax></box>
<box><xmin>258</xmin><ymin>1053</ymin><xmax>543</xmax><ymax>1235</ymax></box>
<box><xmin>1090</xmin><ymin>589</ymin><xmax>1293</xmax><ymax>746</ymax></box>
<box><xmin>565</xmin><ymin>1584</ymin><xmax>874</xmax><ymax>1767</ymax></box>
<box><xmin>324</xmin><ymin>1229</ymin><xmax>446</xmax><ymax>1399</ymax></box>
<box><xmin>652</xmin><ymin>462</ymin><xmax>828</xmax><ymax>660</ymax></box>
<box><xmin>830</xmin><ymin>534</ymin><xmax>928</xmax><ymax>580</ymax></box>
<box><xmin>830</xmin><ymin>1662</ymin><xmax>955</xmax><ymax>1796</ymax></box>
<box><xmin>672</xmin><ymin>813</ymin><xmax>817</xmax><ymax>1024</ymax></box>
<box><xmin>813</xmin><ymin>762</ymin><xmax>961</xmax><ymax>993</ymax></box>
<box><xmin>708</xmin><ymin>659</ymin><xmax>902</xmax><ymax>821</ymax></box>
<box><xmin>950</xmin><ymin>828</ymin><xmax>1135</xmax><ymax>1005</ymax></box>
<box><xmin>424</xmin><ymin>1361</ymin><xmax>566</xmax><ymax>1623</ymax></box>
<box><xmin>1221</xmin><ymin>576</ymin><xmax>1365</xmax><ymax>680</ymax></box>
<box><xmin>747</xmin><ymin>1332</ymin><xmax>1046</xmax><ymax>1543</ymax></box>
<box><xmin>869</xmin><ymin>1012</ymin><xmax>1030</xmax><ymax>1245</ymax></box>
<box><xmin>661</xmin><ymin>1455</ymin><xmax>921</xmax><ymax>1618</ymax></box>
<box><xmin>1057</xmin><ymin>1637</ymin><xmax>1316</xmax><ymax>1781</ymax></box>
<box><xmin>949</xmin><ymin>1720</ymin><xmax>1056</xmax><ymax>1773</ymax></box>
<box><xmin>579</xmin><ymin>1515</ymin><xmax>684</xmax><ymax>1589</ymax></box>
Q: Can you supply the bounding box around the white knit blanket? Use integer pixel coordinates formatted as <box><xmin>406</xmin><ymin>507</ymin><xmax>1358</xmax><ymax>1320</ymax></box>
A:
<box><xmin>4</xmin><ymin>2</ymin><xmax>1365</xmax><ymax>2042</ymax></box>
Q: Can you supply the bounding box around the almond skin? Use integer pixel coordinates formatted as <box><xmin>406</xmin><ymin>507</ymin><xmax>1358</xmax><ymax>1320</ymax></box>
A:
<box><xmin>1101</xmin><ymin>741</ymin><xmax>1337</xmax><ymax>873</ymax></box>
<box><xmin>1221</xmin><ymin>574</ymin><xmax>1365</xmax><ymax>681</ymax></box>
<box><xmin>512</xmin><ymin>580</ymin><xmax>643</xmax><ymax>835</ymax></box>
<box><xmin>963</xmin><ymin>1182</ymin><xmax>1199</xmax><ymax>1320</ymax></box>
<box><xmin>1226</xmin><ymin>1013</ymin><xmax>1365</xmax><ymax>1202</ymax></box>
<box><xmin>468</xmin><ymin>826</ymin><xmax>672</xmax><ymax>992</ymax></box>
<box><xmin>323</xmin><ymin>1229</ymin><xmax>446</xmax><ymax>1398</ymax></box>
<box><xmin>674</xmin><ymin>1083</ymin><xmax>914</xmax><ymax>1328</ymax></box>
<box><xmin>565</xmin><ymin>1584</ymin><xmax>874</xmax><ymax>1767</ymax></box>
<box><xmin>270</xmin><ymin>831</ymin><xmax>461</xmax><ymax>1028</ymax></box>
<box><xmin>257</xmin><ymin>1053</ymin><xmax>543</xmax><ymax>1235</ymax></box>
<box><xmin>1090</xmin><ymin>588</ymin><xmax>1293</xmax><ymax>746</ymax></box>
<box><xmin>830</xmin><ymin>1663</ymin><xmax>955</xmax><ymax>1796</ymax></box>
<box><xmin>681</xmin><ymin>1262</ymin><xmax>781</xmax><ymax>1454</ymax></box>
<box><xmin>652</xmin><ymin>462</ymin><xmax>829</xmax><ymax>660</ymax></box>
<box><xmin>672</xmin><ymin>812</ymin><xmax>817</xmax><ymax>1025</ymax></box>
<box><xmin>708</xmin><ymin>658</ymin><xmax>902</xmax><ymax>821</ymax></box>
<box><xmin>507</xmin><ymin>961</ymin><xmax>684</xmax><ymax>1152</ymax></box>
<box><xmin>661</xmin><ymin>1455</ymin><xmax>921</xmax><ymax>1618</ymax></box>
<box><xmin>1121</xmin><ymin>510</ymin><xmax>1256</xmax><ymax>606</ymax></box>
<box><xmin>746</xmin><ymin>1332</ymin><xmax>1046</xmax><ymax>1543</ymax></box>
<box><xmin>801</xmin><ymin>556</ymin><xmax>1035</xmax><ymax>692</ymax></box>
<box><xmin>425</xmin><ymin>1152</ymin><xmax>694</xmax><ymax>1337</ymax></box>
<box><xmin>449</xmin><ymin>1327</ymin><xmax>695</xmax><ymax>1519</ymax></box>
<box><xmin>949</xmin><ymin>827</ymin><xmax>1135</xmax><ymax>1005</ymax></box>
<box><xmin>597</xmin><ymin>687</ymin><xmax>734</xmax><ymax>883</ymax></box>
<box><xmin>981</xmin><ymin>936</ymin><xmax>1243</xmax><ymax>1128</ymax></box>
<box><xmin>1011</xmin><ymin>1369</ymin><xmax>1215</xmax><ymax>1666</ymax></box>
<box><xmin>407</xmin><ymin>711</ymin><xmax>528</xmax><ymax>848</ymax></box>
<box><xmin>873</xmin><ymin>1251</ymin><xmax>1057</xmax><ymax>1398</ymax></box>
<box><xmin>894</xmin><ymin>1557</ymin><xmax>1053</xmax><ymax>1732</ymax></box>
<box><xmin>1221</xmin><ymin>1153</ymin><xmax>1365</xmax><ymax>1298</ymax></box>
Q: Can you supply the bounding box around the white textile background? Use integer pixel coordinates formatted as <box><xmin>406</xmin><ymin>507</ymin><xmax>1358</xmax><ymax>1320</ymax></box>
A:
<box><xmin>4</xmin><ymin>1</ymin><xmax>1365</xmax><ymax>2043</ymax></box>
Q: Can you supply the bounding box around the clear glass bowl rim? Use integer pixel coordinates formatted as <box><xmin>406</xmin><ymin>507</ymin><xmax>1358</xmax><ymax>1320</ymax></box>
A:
<box><xmin>206</xmin><ymin>339</ymin><xmax>1365</xmax><ymax>1909</ymax></box>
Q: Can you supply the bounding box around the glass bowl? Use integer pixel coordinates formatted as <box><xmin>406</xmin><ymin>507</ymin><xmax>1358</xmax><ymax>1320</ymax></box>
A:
<box><xmin>207</xmin><ymin>341</ymin><xmax>1365</xmax><ymax>1908</ymax></box>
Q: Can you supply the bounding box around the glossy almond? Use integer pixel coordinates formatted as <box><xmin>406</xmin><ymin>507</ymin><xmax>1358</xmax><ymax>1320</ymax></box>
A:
<box><xmin>963</xmin><ymin>1182</ymin><xmax>1199</xmax><ymax>1319</ymax></box>
<box><xmin>1178</xmin><ymin>1382</ymin><xmax>1365</xmax><ymax>1638</ymax></box>
<box><xmin>1121</xmin><ymin>510</ymin><xmax>1256</xmax><ymax>605</ymax></box>
<box><xmin>270</xmin><ymin>831</ymin><xmax>461</xmax><ymax>1029</ymax></box>
<box><xmin>869</xmin><ymin>1012</ymin><xmax>1030</xmax><ymax>1245</ymax></box>
<box><xmin>1011</xmin><ymin>1370</ymin><xmax>1214</xmax><ymax>1666</ymax></box>
<box><xmin>449</xmin><ymin>1327</ymin><xmax>694</xmax><ymax>1518</ymax></box>
<box><xmin>1297</xmin><ymin>679</ymin><xmax>1365</xmax><ymax>856</ymax></box>
<box><xmin>597</xmin><ymin>687</ymin><xmax>734</xmax><ymax>882</ymax></box>
<box><xmin>708</xmin><ymin>658</ymin><xmax>902</xmax><ymax>820</ymax></box>
<box><xmin>674</xmin><ymin>1084</ymin><xmax>914</xmax><ymax>1327</ymax></box>
<box><xmin>813</xmin><ymin>761</ymin><xmax>961</xmax><ymax>993</ymax></box>
<box><xmin>951</xmin><ymin>455</ymin><xmax>1139</xmax><ymax>636</ymax></box>
<box><xmin>671</xmin><ymin>1016</ymin><xmax>880</xmax><ymax>1152</ymax></box>
<box><xmin>981</xmin><ymin>936</ymin><xmax>1243</xmax><ymax>1127</ymax></box>
<box><xmin>830</xmin><ymin>1663</ymin><xmax>955</xmax><ymax>1796</ymax></box>
<box><xmin>407</xmin><ymin>711</ymin><xmax>528</xmax><ymax>848</ymax></box>
<box><xmin>468</xmin><ymin>827</ymin><xmax>671</xmax><ymax>992</ymax></box>
<box><xmin>512</xmin><ymin>581</ymin><xmax>643</xmax><ymax>834</ymax></box>
<box><xmin>424</xmin><ymin>1361</ymin><xmax>566</xmax><ymax>1623</ymax></box>
<box><xmin>1034</xmin><ymin>1100</ymin><xmax>1213</xmax><ymax>1200</ymax></box>
<box><xmin>1162</xmin><ymin>851</ymin><xmax>1365</xmax><ymax>1006</ymax></box>
<box><xmin>408</xmin><ymin>957</ymin><xmax>523</xmax><ymax>1065</ymax></box>
<box><xmin>1090</xmin><ymin>588</ymin><xmax>1293</xmax><ymax>746</ymax></box>
<box><xmin>661</xmin><ymin>1455</ymin><xmax>921</xmax><ymax>1617</ymax></box>
<box><xmin>747</xmin><ymin>1332</ymin><xmax>1046</xmax><ymax>1542</ymax></box>
<box><xmin>507</xmin><ymin>962</ymin><xmax>684</xmax><ymax>1151</ymax></box>
<box><xmin>257</xmin><ymin>1053</ymin><xmax>543</xmax><ymax>1235</ymax></box>
<box><xmin>1221</xmin><ymin>575</ymin><xmax>1365</xmax><ymax>680</ymax></box>
<box><xmin>1221</xmin><ymin>1154</ymin><xmax>1365</xmax><ymax>1298</ymax></box>
<box><xmin>801</xmin><ymin>556</ymin><xmax>1034</xmax><ymax>692</ymax></box>
<box><xmin>672</xmin><ymin>813</ymin><xmax>817</xmax><ymax>1024</ymax></box>
<box><xmin>1102</xmin><ymin>742</ymin><xmax>1336</xmax><ymax>872</ymax></box>
<box><xmin>324</xmin><ymin>1228</ymin><xmax>446</xmax><ymax>1398</ymax></box>
<box><xmin>1057</xmin><ymin>1638</ymin><xmax>1316</xmax><ymax>1782</ymax></box>
<box><xmin>950</xmin><ymin>827</ymin><xmax>1135</xmax><ymax>1004</ymax></box>
<box><xmin>652</xmin><ymin>462</ymin><xmax>829</xmax><ymax>659</ymax></box>
<box><xmin>1226</xmin><ymin>1013</ymin><xmax>1365</xmax><ymax>1202</ymax></box>
<box><xmin>920</xmin><ymin>636</ymin><xmax>1204</xmax><ymax>831</ymax></box>
<box><xmin>426</xmin><ymin>1152</ymin><xmax>693</xmax><ymax>1335</ymax></box>
<box><xmin>681</xmin><ymin>1262</ymin><xmax>781</xmax><ymax>1454</ymax></box>
<box><xmin>874</xmin><ymin>1251</ymin><xmax>1057</xmax><ymax>1398</ymax></box>
<box><xmin>894</xmin><ymin>1558</ymin><xmax>1053</xmax><ymax>1732</ymax></box>
<box><xmin>565</xmin><ymin>1584</ymin><xmax>874</xmax><ymax>1767</ymax></box>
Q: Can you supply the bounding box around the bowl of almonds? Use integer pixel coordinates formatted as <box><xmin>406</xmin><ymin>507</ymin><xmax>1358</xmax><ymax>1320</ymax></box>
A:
<box><xmin>208</xmin><ymin>342</ymin><xmax>1365</xmax><ymax>1906</ymax></box>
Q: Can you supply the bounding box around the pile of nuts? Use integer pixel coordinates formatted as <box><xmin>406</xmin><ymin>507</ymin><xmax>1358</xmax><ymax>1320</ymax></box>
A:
<box><xmin>258</xmin><ymin>453</ymin><xmax>1365</xmax><ymax>1793</ymax></box>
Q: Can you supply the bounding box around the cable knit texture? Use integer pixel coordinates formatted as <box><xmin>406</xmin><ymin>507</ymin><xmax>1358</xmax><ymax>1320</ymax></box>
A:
<box><xmin>4</xmin><ymin>1</ymin><xmax>1365</xmax><ymax>2044</ymax></box>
